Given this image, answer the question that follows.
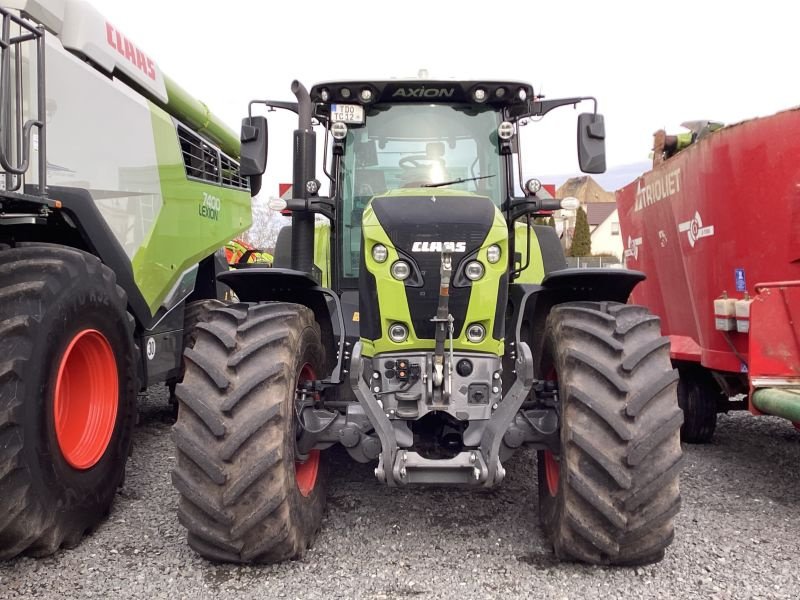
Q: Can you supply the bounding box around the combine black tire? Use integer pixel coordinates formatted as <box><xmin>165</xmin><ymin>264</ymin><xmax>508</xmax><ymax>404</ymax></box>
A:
<box><xmin>172</xmin><ymin>302</ymin><xmax>327</xmax><ymax>563</ymax></box>
<box><xmin>0</xmin><ymin>245</ymin><xmax>136</xmax><ymax>560</ymax></box>
<box><xmin>537</xmin><ymin>302</ymin><xmax>683</xmax><ymax>565</ymax></box>
<box><xmin>676</xmin><ymin>365</ymin><xmax>720</xmax><ymax>444</ymax></box>
<box><xmin>168</xmin><ymin>299</ymin><xmax>227</xmax><ymax>407</ymax></box>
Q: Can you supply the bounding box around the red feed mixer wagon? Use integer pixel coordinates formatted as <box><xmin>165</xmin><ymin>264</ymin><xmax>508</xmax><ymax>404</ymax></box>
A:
<box><xmin>616</xmin><ymin>109</ymin><xmax>800</xmax><ymax>442</ymax></box>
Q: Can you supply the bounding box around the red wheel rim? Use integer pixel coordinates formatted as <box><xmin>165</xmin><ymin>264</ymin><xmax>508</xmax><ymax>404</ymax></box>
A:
<box><xmin>295</xmin><ymin>363</ymin><xmax>320</xmax><ymax>497</ymax></box>
<box><xmin>543</xmin><ymin>365</ymin><xmax>560</xmax><ymax>496</ymax></box>
<box><xmin>54</xmin><ymin>329</ymin><xmax>118</xmax><ymax>470</ymax></box>
<box><xmin>543</xmin><ymin>450</ymin><xmax>560</xmax><ymax>496</ymax></box>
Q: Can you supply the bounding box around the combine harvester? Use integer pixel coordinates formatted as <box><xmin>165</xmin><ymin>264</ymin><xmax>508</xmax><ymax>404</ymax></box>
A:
<box><xmin>0</xmin><ymin>0</ymin><xmax>251</xmax><ymax>558</ymax></box>
<box><xmin>617</xmin><ymin>111</ymin><xmax>800</xmax><ymax>442</ymax></box>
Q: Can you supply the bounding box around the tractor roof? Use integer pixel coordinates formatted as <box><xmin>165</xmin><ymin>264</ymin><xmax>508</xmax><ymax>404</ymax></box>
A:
<box><xmin>310</xmin><ymin>80</ymin><xmax>534</xmax><ymax>109</ymax></box>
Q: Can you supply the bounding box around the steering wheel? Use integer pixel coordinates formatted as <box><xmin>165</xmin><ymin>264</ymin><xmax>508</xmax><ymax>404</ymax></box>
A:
<box><xmin>399</xmin><ymin>155</ymin><xmax>441</xmax><ymax>170</ymax></box>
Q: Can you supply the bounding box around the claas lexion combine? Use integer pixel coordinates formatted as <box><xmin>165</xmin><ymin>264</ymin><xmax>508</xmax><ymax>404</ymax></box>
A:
<box><xmin>0</xmin><ymin>0</ymin><xmax>683</xmax><ymax>567</ymax></box>
<box><xmin>169</xmin><ymin>78</ymin><xmax>684</xmax><ymax>566</ymax></box>
<box><xmin>0</xmin><ymin>0</ymin><xmax>251</xmax><ymax>559</ymax></box>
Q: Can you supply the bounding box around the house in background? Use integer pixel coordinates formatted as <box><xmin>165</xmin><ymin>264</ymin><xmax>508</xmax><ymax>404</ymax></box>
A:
<box><xmin>586</xmin><ymin>203</ymin><xmax>623</xmax><ymax>259</ymax></box>
<box><xmin>557</xmin><ymin>175</ymin><xmax>615</xmax><ymax>204</ymax></box>
<box><xmin>553</xmin><ymin>176</ymin><xmax>623</xmax><ymax>260</ymax></box>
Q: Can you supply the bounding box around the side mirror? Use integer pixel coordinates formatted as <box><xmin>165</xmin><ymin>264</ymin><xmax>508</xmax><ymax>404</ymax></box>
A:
<box><xmin>240</xmin><ymin>116</ymin><xmax>268</xmax><ymax>177</ymax></box>
<box><xmin>577</xmin><ymin>113</ymin><xmax>606</xmax><ymax>174</ymax></box>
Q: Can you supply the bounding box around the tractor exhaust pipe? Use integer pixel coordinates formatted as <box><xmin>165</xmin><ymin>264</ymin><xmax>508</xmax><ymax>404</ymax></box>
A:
<box><xmin>290</xmin><ymin>80</ymin><xmax>315</xmax><ymax>275</ymax></box>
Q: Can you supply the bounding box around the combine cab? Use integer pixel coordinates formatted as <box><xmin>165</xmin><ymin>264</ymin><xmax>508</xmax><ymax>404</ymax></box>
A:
<box><xmin>617</xmin><ymin>109</ymin><xmax>800</xmax><ymax>442</ymax></box>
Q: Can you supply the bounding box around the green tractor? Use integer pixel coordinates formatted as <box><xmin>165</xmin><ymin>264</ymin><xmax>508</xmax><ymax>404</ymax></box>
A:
<box><xmin>172</xmin><ymin>78</ymin><xmax>683</xmax><ymax>565</ymax></box>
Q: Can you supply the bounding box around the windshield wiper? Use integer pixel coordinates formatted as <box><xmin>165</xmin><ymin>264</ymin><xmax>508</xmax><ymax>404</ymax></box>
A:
<box><xmin>422</xmin><ymin>174</ymin><xmax>496</xmax><ymax>188</ymax></box>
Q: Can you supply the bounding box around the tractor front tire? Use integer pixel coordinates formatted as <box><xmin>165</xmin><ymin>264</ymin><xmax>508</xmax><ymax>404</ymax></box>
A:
<box><xmin>168</xmin><ymin>299</ymin><xmax>227</xmax><ymax>411</ymax></box>
<box><xmin>0</xmin><ymin>245</ymin><xmax>136</xmax><ymax>559</ymax></box>
<box><xmin>676</xmin><ymin>365</ymin><xmax>720</xmax><ymax>444</ymax></box>
<box><xmin>537</xmin><ymin>302</ymin><xmax>683</xmax><ymax>565</ymax></box>
<box><xmin>172</xmin><ymin>302</ymin><xmax>327</xmax><ymax>563</ymax></box>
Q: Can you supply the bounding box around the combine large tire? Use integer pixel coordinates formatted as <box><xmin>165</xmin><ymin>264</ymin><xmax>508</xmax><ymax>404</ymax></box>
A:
<box><xmin>172</xmin><ymin>302</ymin><xmax>327</xmax><ymax>563</ymax></box>
<box><xmin>537</xmin><ymin>302</ymin><xmax>683</xmax><ymax>565</ymax></box>
<box><xmin>676</xmin><ymin>365</ymin><xmax>720</xmax><ymax>444</ymax></box>
<box><xmin>0</xmin><ymin>245</ymin><xmax>136</xmax><ymax>559</ymax></box>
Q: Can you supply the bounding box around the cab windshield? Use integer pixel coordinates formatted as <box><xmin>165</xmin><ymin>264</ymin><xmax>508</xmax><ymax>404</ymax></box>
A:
<box><xmin>338</xmin><ymin>103</ymin><xmax>503</xmax><ymax>280</ymax></box>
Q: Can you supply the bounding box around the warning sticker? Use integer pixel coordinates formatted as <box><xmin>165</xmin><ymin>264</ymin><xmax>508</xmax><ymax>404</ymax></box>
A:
<box><xmin>734</xmin><ymin>268</ymin><xmax>746</xmax><ymax>292</ymax></box>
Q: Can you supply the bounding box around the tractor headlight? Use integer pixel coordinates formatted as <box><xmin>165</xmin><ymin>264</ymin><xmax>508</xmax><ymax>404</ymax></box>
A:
<box><xmin>372</xmin><ymin>244</ymin><xmax>388</xmax><ymax>263</ymax></box>
<box><xmin>486</xmin><ymin>244</ymin><xmax>501</xmax><ymax>264</ymax></box>
<box><xmin>391</xmin><ymin>260</ymin><xmax>411</xmax><ymax>281</ymax></box>
<box><xmin>466</xmin><ymin>323</ymin><xmax>486</xmax><ymax>343</ymax></box>
<box><xmin>464</xmin><ymin>261</ymin><xmax>485</xmax><ymax>281</ymax></box>
<box><xmin>388</xmin><ymin>323</ymin><xmax>409</xmax><ymax>343</ymax></box>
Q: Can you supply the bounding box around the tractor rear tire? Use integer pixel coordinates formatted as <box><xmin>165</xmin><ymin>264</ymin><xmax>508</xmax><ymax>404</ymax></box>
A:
<box><xmin>0</xmin><ymin>244</ymin><xmax>136</xmax><ymax>559</ymax></box>
<box><xmin>537</xmin><ymin>301</ymin><xmax>682</xmax><ymax>565</ymax></box>
<box><xmin>676</xmin><ymin>366</ymin><xmax>720</xmax><ymax>444</ymax></box>
<box><xmin>172</xmin><ymin>302</ymin><xmax>327</xmax><ymax>563</ymax></box>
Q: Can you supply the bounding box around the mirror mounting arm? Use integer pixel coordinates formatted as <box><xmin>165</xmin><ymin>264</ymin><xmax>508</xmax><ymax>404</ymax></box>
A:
<box><xmin>285</xmin><ymin>196</ymin><xmax>335</xmax><ymax>221</ymax></box>
<box><xmin>504</xmin><ymin>196</ymin><xmax>562</xmax><ymax>223</ymax></box>
<box><xmin>247</xmin><ymin>99</ymin><xmax>299</xmax><ymax>117</ymax></box>
<box><xmin>529</xmin><ymin>96</ymin><xmax>597</xmax><ymax>117</ymax></box>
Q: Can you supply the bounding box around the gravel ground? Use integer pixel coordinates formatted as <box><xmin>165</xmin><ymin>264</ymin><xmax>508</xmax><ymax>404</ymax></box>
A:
<box><xmin>2</xmin><ymin>386</ymin><xmax>799</xmax><ymax>600</ymax></box>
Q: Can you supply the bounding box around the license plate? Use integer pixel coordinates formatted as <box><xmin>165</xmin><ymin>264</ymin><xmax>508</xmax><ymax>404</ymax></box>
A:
<box><xmin>330</xmin><ymin>103</ymin><xmax>365</xmax><ymax>124</ymax></box>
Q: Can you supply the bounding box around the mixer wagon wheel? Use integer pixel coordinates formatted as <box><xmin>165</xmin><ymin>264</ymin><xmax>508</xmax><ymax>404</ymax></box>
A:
<box><xmin>675</xmin><ymin>366</ymin><xmax>720</xmax><ymax>444</ymax></box>
<box><xmin>171</xmin><ymin>302</ymin><xmax>327</xmax><ymax>563</ymax></box>
<box><xmin>0</xmin><ymin>245</ymin><xmax>136</xmax><ymax>559</ymax></box>
<box><xmin>537</xmin><ymin>301</ymin><xmax>683</xmax><ymax>565</ymax></box>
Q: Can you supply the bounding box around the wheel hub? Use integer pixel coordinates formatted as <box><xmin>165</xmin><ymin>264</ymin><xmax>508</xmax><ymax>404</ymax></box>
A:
<box><xmin>295</xmin><ymin>362</ymin><xmax>320</xmax><ymax>497</ymax></box>
<box><xmin>54</xmin><ymin>329</ymin><xmax>118</xmax><ymax>470</ymax></box>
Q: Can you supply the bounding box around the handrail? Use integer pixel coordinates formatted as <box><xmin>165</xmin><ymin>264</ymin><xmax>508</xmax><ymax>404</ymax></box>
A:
<box><xmin>0</xmin><ymin>7</ymin><xmax>45</xmax><ymax>195</ymax></box>
<box><xmin>754</xmin><ymin>280</ymin><xmax>800</xmax><ymax>292</ymax></box>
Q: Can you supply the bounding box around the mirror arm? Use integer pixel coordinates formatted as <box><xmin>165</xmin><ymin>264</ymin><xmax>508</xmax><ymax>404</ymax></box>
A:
<box><xmin>247</xmin><ymin>99</ymin><xmax>299</xmax><ymax>117</ymax></box>
<box><xmin>509</xmin><ymin>96</ymin><xmax>598</xmax><ymax>121</ymax></box>
<box><xmin>284</xmin><ymin>196</ymin><xmax>335</xmax><ymax>221</ymax></box>
<box><xmin>530</xmin><ymin>96</ymin><xmax>597</xmax><ymax>117</ymax></box>
<box><xmin>504</xmin><ymin>196</ymin><xmax>562</xmax><ymax>222</ymax></box>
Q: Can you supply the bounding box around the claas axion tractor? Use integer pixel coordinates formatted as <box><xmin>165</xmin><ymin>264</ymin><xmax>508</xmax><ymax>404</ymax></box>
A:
<box><xmin>170</xmin><ymin>78</ymin><xmax>683</xmax><ymax>565</ymax></box>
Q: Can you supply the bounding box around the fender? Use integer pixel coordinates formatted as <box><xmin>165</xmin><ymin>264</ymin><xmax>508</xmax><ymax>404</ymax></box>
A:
<box><xmin>7</xmin><ymin>186</ymin><xmax>154</xmax><ymax>328</ymax></box>
<box><xmin>218</xmin><ymin>268</ymin><xmax>346</xmax><ymax>383</ymax></box>
<box><xmin>506</xmin><ymin>268</ymin><xmax>646</xmax><ymax>376</ymax></box>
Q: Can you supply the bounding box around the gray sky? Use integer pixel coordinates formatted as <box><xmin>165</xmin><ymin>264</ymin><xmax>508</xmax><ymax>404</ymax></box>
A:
<box><xmin>92</xmin><ymin>0</ymin><xmax>800</xmax><ymax>195</ymax></box>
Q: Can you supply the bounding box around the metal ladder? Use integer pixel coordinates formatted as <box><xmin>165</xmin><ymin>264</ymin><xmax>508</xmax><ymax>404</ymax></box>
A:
<box><xmin>0</xmin><ymin>6</ymin><xmax>45</xmax><ymax>197</ymax></box>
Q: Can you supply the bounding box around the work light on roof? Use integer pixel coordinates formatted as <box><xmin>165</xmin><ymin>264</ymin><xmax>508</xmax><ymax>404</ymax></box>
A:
<box><xmin>518</xmin><ymin>87</ymin><xmax>528</xmax><ymax>101</ymax></box>
<box><xmin>331</xmin><ymin>121</ymin><xmax>348</xmax><ymax>140</ymax></box>
<box><xmin>360</xmin><ymin>88</ymin><xmax>373</xmax><ymax>102</ymax></box>
<box><xmin>340</xmin><ymin>87</ymin><xmax>351</xmax><ymax>99</ymax></box>
<box><xmin>473</xmin><ymin>88</ymin><xmax>487</xmax><ymax>103</ymax></box>
<box><xmin>320</xmin><ymin>88</ymin><xmax>330</xmax><ymax>102</ymax></box>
